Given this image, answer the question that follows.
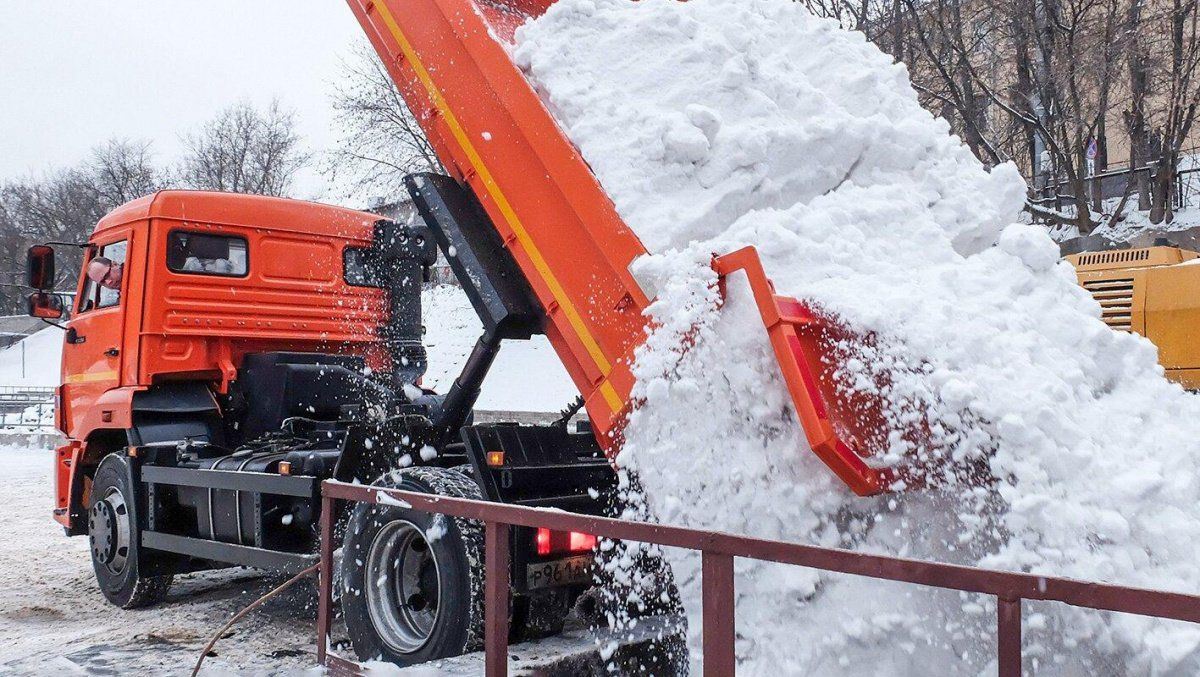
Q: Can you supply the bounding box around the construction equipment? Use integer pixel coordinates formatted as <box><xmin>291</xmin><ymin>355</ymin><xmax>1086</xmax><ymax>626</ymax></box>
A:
<box><xmin>1066</xmin><ymin>245</ymin><xmax>1200</xmax><ymax>389</ymax></box>
<box><xmin>23</xmin><ymin>0</ymin><xmax>898</xmax><ymax>667</ymax></box>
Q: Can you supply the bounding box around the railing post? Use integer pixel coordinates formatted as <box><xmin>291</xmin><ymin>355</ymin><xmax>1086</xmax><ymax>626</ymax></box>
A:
<box><xmin>702</xmin><ymin>551</ymin><xmax>736</xmax><ymax>676</ymax></box>
<box><xmin>997</xmin><ymin>597</ymin><xmax>1022</xmax><ymax>677</ymax></box>
<box><xmin>317</xmin><ymin>492</ymin><xmax>335</xmax><ymax>666</ymax></box>
<box><xmin>485</xmin><ymin>521</ymin><xmax>511</xmax><ymax>677</ymax></box>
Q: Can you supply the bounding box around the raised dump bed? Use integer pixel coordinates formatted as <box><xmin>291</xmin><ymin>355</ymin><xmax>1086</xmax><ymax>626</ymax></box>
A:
<box><xmin>346</xmin><ymin>0</ymin><xmax>896</xmax><ymax>494</ymax></box>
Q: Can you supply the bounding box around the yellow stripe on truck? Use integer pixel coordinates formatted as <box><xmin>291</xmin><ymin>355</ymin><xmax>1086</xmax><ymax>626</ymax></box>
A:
<box><xmin>371</xmin><ymin>1</ymin><xmax>625</xmax><ymax>414</ymax></box>
<box><xmin>65</xmin><ymin>371</ymin><xmax>118</xmax><ymax>384</ymax></box>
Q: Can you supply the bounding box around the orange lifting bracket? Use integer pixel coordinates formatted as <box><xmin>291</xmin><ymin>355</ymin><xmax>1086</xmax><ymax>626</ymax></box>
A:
<box><xmin>713</xmin><ymin>248</ymin><xmax>894</xmax><ymax>496</ymax></box>
<box><xmin>346</xmin><ymin>0</ymin><xmax>895</xmax><ymax>495</ymax></box>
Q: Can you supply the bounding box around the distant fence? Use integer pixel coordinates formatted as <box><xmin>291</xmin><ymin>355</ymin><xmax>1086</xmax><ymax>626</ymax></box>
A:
<box><xmin>1031</xmin><ymin>162</ymin><xmax>1200</xmax><ymax>221</ymax></box>
<box><xmin>0</xmin><ymin>386</ymin><xmax>55</xmax><ymax>433</ymax></box>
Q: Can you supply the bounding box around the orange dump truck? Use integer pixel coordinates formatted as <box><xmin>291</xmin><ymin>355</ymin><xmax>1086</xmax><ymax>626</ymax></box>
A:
<box><xmin>22</xmin><ymin>0</ymin><xmax>898</xmax><ymax>666</ymax></box>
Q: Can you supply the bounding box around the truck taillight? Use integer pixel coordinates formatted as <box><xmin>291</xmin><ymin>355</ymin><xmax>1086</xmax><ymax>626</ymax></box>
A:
<box><xmin>569</xmin><ymin>531</ymin><xmax>596</xmax><ymax>552</ymax></box>
<box><xmin>536</xmin><ymin>527</ymin><xmax>597</xmax><ymax>556</ymax></box>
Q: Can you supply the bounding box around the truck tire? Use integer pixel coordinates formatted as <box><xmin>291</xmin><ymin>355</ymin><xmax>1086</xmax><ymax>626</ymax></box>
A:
<box><xmin>341</xmin><ymin>466</ymin><xmax>485</xmax><ymax>666</ymax></box>
<box><xmin>88</xmin><ymin>453</ymin><xmax>172</xmax><ymax>609</ymax></box>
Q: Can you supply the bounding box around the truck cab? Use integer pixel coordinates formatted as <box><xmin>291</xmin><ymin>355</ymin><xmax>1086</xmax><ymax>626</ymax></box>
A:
<box><xmin>47</xmin><ymin>191</ymin><xmax>389</xmax><ymax>531</ymax></box>
<box><xmin>26</xmin><ymin>183</ymin><xmax>615</xmax><ymax>667</ymax></box>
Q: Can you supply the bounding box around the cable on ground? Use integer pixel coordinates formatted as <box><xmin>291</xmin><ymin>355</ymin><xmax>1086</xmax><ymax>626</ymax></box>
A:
<box><xmin>190</xmin><ymin>563</ymin><xmax>320</xmax><ymax>677</ymax></box>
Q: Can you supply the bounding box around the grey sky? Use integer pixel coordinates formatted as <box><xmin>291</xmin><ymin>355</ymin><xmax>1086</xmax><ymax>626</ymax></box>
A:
<box><xmin>0</xmin><ymin>2</ymin><xmax>365</xmax><ymax>201</ymax></box>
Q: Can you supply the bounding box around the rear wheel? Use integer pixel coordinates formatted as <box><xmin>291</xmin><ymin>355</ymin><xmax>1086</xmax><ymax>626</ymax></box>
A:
<box><xmin>88</xmin><ymin>453</ymin><xmax>171</xmax><ymax>609</ymax></box>
<box><xmin>341</xmin><ymin>467</ymin><xmax>485</xmax><ymax>666</ymax></box>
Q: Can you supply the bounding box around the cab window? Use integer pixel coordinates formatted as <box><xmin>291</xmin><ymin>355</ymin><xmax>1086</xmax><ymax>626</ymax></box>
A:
<box><xmin>78</xmin><ymin>240</ymin><xmax>128</xmax><ymax>313</ymax></box>
<box><xmin>167</xmin><ymin>231</ymin><xmax>248</xmax><ymax>277</ymax></box>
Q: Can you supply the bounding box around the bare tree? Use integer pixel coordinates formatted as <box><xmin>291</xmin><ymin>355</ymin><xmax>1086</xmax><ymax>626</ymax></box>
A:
<box><xmin>801</xmin><ymin>0</ymin><xmax>918</xmax><ymax>47</ymax></box>
<box><xmin>1124</xmin><ymin>0</ymin><xmax>1154</xmax><ymax>211</ymax></box>
<box><xmin>901</xmin><ymin>0</ymin><xmax>1014</xmax><ymax>166</ymax></box>
<box><xmin>904</xmin><ymin>0</ymin><xmax>1129</xmax><ymax>233</ymax></box>
<box><xmin>324</xmin><ymin>44</ymin><xmax>440</xmax><ymax>204</ymax></box>
<box><xmin>800</xmin><ymin>0</ymin><xmax>876</xmax><ymax>32</ymax></box>
<box><xmin>179</xmin><ymin>100</ymin><xmax>310</xmax><ymax>197</ymax></box>
<box><xmin>1138</xmin><ymin>0</ymin><xmax>1200</xmax><ymax>223</ymax></box>
<box><xmin>0</xmin><ymin>172</ymin><xmax>95</xmax><ymax>311</ymax></box>
<box><xmin>0</xmin><ymin>138</ymin><xmax>170</xmax><ymax>312</ymax></box>
<box><xmin>3</xmin><ymin>139</ymin><xmax>167</xmax><ymax>248</ymax></box>
<box><xmin>87</xmin><ymin>139</ymin><xmax>167</xmax><ymax>207</ymax></box>
<box><xmin>805</xmin><ymin>0</ymin><xmax>1200</xmax><ymax>234</ymax></box>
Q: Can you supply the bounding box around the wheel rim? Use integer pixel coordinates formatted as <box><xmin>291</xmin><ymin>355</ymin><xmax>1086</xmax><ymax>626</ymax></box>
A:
<box><xmin>89</xmin><ymin>486</ymin><xmax>131</xmax><ymax>576</ymax></box>
<box><xmin>365</xmin><ymin>519</ymin><xmax>442</xmax><ymax>655</ymax></box>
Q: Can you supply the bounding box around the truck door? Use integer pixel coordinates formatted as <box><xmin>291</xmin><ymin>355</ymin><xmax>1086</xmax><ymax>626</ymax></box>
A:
<box><xmin>62</xmin><ymin>235</ymin><xmax>131</xmax><ymax>435</ymax></box>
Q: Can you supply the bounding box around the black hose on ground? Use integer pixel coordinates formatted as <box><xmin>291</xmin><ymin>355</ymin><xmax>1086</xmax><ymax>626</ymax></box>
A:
<box><xmin>190</xmin><ymin>563</ymin><xmax>320</xmax><ymax>677</ymax></box>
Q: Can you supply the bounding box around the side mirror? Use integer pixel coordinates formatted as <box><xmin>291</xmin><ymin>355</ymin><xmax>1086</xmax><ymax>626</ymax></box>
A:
<box><xmin>27</xmin><ymin>291</ymin><xmax>64</xmax><ymax>320</ymax></box>
<box><xmin>27</xmin><ymin>245</ymin><xmax>56</xmax><ymax>290</ymax></box>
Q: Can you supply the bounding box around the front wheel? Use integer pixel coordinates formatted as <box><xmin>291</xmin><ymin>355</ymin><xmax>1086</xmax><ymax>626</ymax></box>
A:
<box><xmin>341</xmin><ymin>466</ymin><xmax>485</xmax><ymax>666</ymax></box>
<box><xmin>88</xmin><ymin>453</ymin><xmax>171</xmax><ymax>608</ymax></box>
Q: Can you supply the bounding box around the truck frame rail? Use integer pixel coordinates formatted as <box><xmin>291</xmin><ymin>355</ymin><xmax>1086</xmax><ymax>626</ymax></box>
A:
<box><xmin>317</xmin><ymin>479</ymin><xmax>1200</xmax><ymax>675</ymax></box>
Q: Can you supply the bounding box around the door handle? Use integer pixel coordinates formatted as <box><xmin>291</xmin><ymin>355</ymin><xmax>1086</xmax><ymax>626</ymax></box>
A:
<box><xmin>104</xmin><ymin>348</ymin><xmax>120</xmax><ymax>357</ymax></box>
<box><xmin>66</xmin><ymin>327</ymin><xmax>85</xmax><ymax>344</ymax></box>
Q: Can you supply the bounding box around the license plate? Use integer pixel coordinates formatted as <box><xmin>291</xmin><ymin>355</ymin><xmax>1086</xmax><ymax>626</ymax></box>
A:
<box><xmin>525</xmin><ymin>554</ymin><xmax>593</xmax><ymax>590</ymax></box>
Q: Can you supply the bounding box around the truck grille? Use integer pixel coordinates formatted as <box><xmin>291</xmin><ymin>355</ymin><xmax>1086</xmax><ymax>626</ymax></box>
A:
<box><xmin>1075</xmin><ymin>249</ymin><xmax>1151</xmax><ymax>267</ymax></box>
<box><xmin>1082</xmin><ymin>278</ymin><xmax>1134</xmax><ymax>330</ymax></box>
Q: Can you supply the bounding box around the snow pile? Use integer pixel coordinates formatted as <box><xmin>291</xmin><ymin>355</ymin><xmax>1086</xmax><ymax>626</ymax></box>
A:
<box><xmin>1048</xmin><ymin>199</ymin><xmax>1200</xmax><ymax>244</ymax></box>
<box><xmin>0</xmin><ymin>329</ymin><xmax>63</xmax><ymax>388</ymax></box>
<box><xmin>514</xmin><ymin>0</ymin><xmax>1200</xmax><ymax>672</ymax></box>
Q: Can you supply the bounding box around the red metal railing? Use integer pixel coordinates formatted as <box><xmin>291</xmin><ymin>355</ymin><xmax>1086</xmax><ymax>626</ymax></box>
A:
<box><xmin>316</xmin><ymin>479</ymin><xmax>1200</xmax><ymax>675</ymax></box>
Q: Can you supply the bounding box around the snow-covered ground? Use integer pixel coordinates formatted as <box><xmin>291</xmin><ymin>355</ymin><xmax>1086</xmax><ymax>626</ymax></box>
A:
<box><xmin>1046</xmin><ymin>155</ymin><xmax>1200</xmax><ymax>244</ymax></box>
<box><xmin>0</xmin><ymin>327</ymin><xmax>63</xmax><ymax>388</ymax></box>
<box><xmin>1048</xmin><ymin>198</ymin><xmax>1200</xmax><ymax>244</ymax></box>
<box><xmin>1090</xmin><ymin>204</ymin><xmax>1200</xmax><ymax>243</ymax></box>
<box><xmin>9</xmin><ymin>0</ymin><xmax>1200</xmax><ymax>673</ymax></box>
<box><xmin>0</xmin><ymin>439</ymin><xmax>640</xmax><ymax>676</ymax></box>
<box><xmin>0</xmin><ymin>444</ymin><xmax>318</xmax><ymax>675</ymax></box>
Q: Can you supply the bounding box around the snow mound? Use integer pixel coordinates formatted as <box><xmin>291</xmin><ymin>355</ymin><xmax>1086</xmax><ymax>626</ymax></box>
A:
<box><xmin>515</xmin><ymin>0</ymin><xmax>1200</xmax><ymax>672</ymax></box>
<box><xmin>0</xmin><ymin>328</ymin><xmax>63</xmax><ymax>388</ymax></box>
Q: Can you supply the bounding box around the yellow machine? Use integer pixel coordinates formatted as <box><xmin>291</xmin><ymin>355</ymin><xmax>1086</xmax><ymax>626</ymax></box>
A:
<box><xmin>1066</xmin><ymin>246</ymin><xmax>1200</xmax><ymax>389</ymax></box>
